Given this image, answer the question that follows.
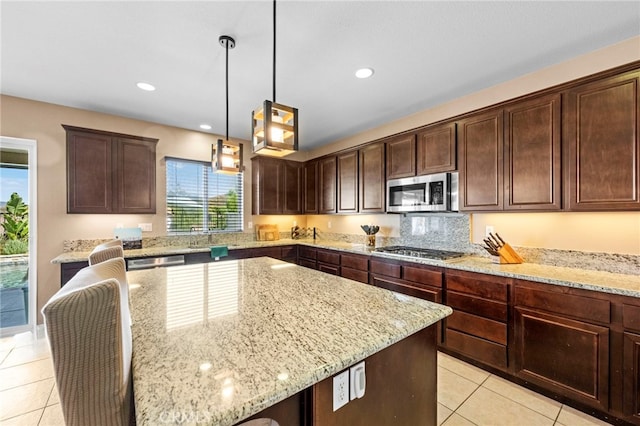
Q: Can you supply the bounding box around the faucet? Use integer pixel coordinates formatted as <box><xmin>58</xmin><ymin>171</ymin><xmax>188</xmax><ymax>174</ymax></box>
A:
<box><xmin>313</xmin><ymin>227</ymin><xmax>317</xmax><ymax>240</ymax></box>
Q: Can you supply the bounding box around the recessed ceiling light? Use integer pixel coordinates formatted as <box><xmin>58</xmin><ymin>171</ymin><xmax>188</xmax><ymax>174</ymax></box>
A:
<box><xmin>136</xmin><ymin>82</ymin><xmax>156</xmax><ymax>91</ymax></box>
<box><xmin>200</xmin><ymin>124</ymin><xmax>212</xmax><ymax>130</ymax></box>
<box><xmin>355</xmin><ymin>68</ymin><xmax>374</xmax><ymax>79</ymax></box>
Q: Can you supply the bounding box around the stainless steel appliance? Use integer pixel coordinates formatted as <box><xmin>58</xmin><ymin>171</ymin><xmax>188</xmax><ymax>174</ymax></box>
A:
<box><xmin>375</xmin><ymin>246</ymin><xmax>466</xmax><ymax>260</ymax></box>
<box><xmin>386</xmin><ymin>172</ymin><xmax>458</xmax><ymax>213</ymax></box>
<box><xmin>127</xmin><ymin>255</ymin><xmax>185</xmax><ymax>270</ymax></box>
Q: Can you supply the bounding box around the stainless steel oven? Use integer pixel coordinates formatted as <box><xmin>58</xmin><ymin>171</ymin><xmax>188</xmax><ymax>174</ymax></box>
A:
<box><xmin>386</xmin><ymin>172</ymin><xmax>459</xmax><ymax>213</ymax></box>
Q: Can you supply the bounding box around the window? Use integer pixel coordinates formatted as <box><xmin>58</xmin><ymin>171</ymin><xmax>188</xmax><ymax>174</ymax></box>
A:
<box><xmin>166</xmin><ymin>157</ymin><xmax>243</xmax><ymax>234</ymax></box>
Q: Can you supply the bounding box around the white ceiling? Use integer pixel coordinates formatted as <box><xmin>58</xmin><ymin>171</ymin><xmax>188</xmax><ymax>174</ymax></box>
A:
<box><xmin>2</xmin><ymin>1</ymin><xmax>639</xmax><ymax>151</ymax></box>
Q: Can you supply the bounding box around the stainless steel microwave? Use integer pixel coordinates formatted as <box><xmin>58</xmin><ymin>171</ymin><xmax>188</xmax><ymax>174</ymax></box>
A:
<box><xmin>386</xmin><ymin>172</ymin><xmax>459</xmax><ymax>213</ymax></box>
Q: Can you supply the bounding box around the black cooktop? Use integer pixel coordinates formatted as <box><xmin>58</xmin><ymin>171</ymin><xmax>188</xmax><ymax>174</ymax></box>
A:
<box><xmin>375</xmin><ymin>246</ymin><xmax>466</xmax><ymax>260</ymax></box>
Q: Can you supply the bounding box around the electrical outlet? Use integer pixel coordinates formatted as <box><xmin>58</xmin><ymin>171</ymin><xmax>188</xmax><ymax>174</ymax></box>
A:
<box><xmin>248</xmin><ymin>221</ymin><xmax>253</xmax><ymax>229</ymax></box>
<box><xmin>138</xmin><ymin>223</ymin><xmax>152</xmax><ymax>232</ymax></box>
<box><xmin>485</xmin><ymin>225</ymin><xmax>494</xmax><ymax>237</ymax></box>
<box><xmin>293</xmin><ymin>220</ymin><xmax>297</xmax><ymax>227</ymax></box>
<box><xmin>328</xmin><ymin>221</ymin><xmax>332</xmax><ymax>229</ymax></box>
<box><xmin>332</xmin><ymin>370</ymin><xmax>349</xmax><ymax>411</ymax></box>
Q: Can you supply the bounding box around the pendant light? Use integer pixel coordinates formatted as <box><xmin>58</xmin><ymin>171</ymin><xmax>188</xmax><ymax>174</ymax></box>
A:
<box><xmin>251</xmin><ymin>0</ymin><xmax>299</xmax><ymax>157</ymax></box>
<box><xmin>212</xmin><ymin>35</ymin><xmax>243</xmax><ymax>173</ymax></box>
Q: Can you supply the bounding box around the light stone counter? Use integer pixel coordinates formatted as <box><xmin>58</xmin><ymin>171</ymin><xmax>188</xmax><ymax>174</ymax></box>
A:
<box><xmin>53</xmin><ymin>238</ymin><xmax>640</xmax><ymax>298</ymax></box>
<box><xmin>128</xmin><ymin>256</ymin><xmax>451</xmax><ymax>426</ymax></box>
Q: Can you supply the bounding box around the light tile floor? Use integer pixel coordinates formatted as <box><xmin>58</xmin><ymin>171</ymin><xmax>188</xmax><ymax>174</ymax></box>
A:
<box><xmin>0</xmin><ymin>331</ymin><xmax>612</xmax><ymax>425</ymax></box>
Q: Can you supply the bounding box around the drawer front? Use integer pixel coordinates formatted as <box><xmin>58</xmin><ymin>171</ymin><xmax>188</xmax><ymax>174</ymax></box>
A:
<box><xmin>370</xmin><ymin>260</ymin><xmax>401</xmax><ymax>278</ymax></box>
<box><xmin>341</xmin><ymin>253</ymin><xmax>369</xmax><ymax>271</ymax></box>
<box><xmin>280</xmin><ymin>245</ymin><xmax>298</xmax><ymax>260</ymax></box>
<box><xmin>623</xmin><ymin>304</ymin><xmax>640</xmax><ymax>333</ymax></box>
<box><xmin>298</xmin><ymin>258</ymin><xmax>317</xmax><ymax>270</ymax></box>
<box><xmin>447</xmin><ymin>310</ymin><xmax>507</xmax><ymax>345</ymax></box>
<box><xmin>317</xmin><ymin>249</ymin><xmax>340</xmax><ymax>265</ymax></box>
<box><xmin>445</xmin><ymin>328</ymin><xmax>508</xmax><ymax>370</ymax></box>
<box><xmin>298</xmin><ymin>246</ymin><xmax>317</xmax><ymax>260</ymax></box>
<box><xmin>402</xmin><ymin>265</ymin><xmax>442</xmax><ymax>288</ymax></box>
<box><xmin>446</xmin><ymin>273</ymin><xmax>508</xmax><ymax>302</ymax></box>
<box><xmin>372</xmin><ymin>276</ymin><xmax>441</xmax><ymax>303</ymax></box>
<box><xmin>318</xmin><ymin>263</ymin><xmax>340</xmax><ymax>275</ymax></box>
<box><xmin>341</xmin><ymin>267</ymin><xmax>369</xmax><ymax>284</ymax></box>
<box><xmin>447</xmin><ymin>291</ymin><xmax>508</xmax><ymax>322</ymax></box>
<box><xmin>515</xmin><ymin>286</ymin><xmax>610</xmax><ymax>324</ymax></box>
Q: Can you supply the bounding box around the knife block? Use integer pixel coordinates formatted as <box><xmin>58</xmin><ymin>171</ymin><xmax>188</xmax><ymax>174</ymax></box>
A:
<box><xmin>492</xmin><ymin>243</ymin><xmax>524</xmax><ymax>264</ymax></box>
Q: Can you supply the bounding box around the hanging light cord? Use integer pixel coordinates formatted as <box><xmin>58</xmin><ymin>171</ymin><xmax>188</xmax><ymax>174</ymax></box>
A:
<box><xmin>225</xmin><ymin>37</ymin><xmax>230</xmax><ymax>141</ymax></box>
<box><xmin>272</xmin><ymin>0</ymin><xmax>277</xmax><ymax>103</ymax></box>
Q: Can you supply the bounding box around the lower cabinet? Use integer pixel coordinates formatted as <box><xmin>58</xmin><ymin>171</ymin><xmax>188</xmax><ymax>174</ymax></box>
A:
<box><xmin>369</xmin><ymin>258</ymin><xmax>443</xmax><ymax>303</ymax></box>
<box><xmin>443</xmin><ymin>270</ymin><xmax>509</xmax><ymax>370</ymax></box>
<box><xmin>340</xmin><ymin>253</ymin><xmax>369</xmax><ymax>284</ymax></box>
<box><xmin>513</xmin><ymin>280</ymin><xmax>611</xmax><ymax>412</ymax></box>
<box><xmin>298</xmin><ymin>246</ymin><xmax>318</xmax><ymax>270</ymax></box>
<box><xmin>316</xmin><ymin>248</ymin><xmax>340</xmax><ymax>275</ymax></box>
<box><xmin>624</xmin><ymin>303</ymin><xmax>640</xmax><ymax>422</ymax></box>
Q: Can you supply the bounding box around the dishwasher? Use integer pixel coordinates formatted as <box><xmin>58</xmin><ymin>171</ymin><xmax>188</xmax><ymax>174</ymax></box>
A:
<box><xmin>127</xmin><ymin>255</ymin><xmax>185</xmax><ymax>270</ymax></box>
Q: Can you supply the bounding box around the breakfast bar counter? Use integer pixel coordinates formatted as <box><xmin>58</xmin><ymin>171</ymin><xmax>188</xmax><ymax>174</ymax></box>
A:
<box><xmin>127</xmin><ymin>257</ymin><xmax>452</xmax><ymax>426</ymax></box>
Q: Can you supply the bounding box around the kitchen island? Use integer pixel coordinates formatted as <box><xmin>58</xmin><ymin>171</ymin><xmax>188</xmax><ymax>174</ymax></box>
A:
<box><xmin>127</xmin><ymin>256</ymin><xmax>452</xmax><ymax>426</ymax></box>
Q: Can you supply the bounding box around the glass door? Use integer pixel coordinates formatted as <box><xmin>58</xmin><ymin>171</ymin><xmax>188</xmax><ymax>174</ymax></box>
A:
<box><xmin>0</xmin><ymin>137</ymin><xmax>37</xmax><ymax>337</ymax></box>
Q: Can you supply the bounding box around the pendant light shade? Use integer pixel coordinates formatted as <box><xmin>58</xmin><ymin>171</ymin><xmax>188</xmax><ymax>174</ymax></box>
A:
<box><xmin>213</xmin><ymin>35</ymin><xmax>243</xmax><ymax>173</ymax></box>
<box><xmin>252</xmin><ymin>0</ymin><xmax>299</xmax><ymax>157</ymax></box>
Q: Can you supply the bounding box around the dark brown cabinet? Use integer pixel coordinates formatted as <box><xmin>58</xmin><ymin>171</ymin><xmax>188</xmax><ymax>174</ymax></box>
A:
<box><xmin>64</xmin><ymin>125</ymin><xmax>157</xmax><ymax>214</ymax></box>
<box><xmin>316</xmin><ymin>248</ymin><xmax>340</xmax><ymax>275</ymax></box>
<box><xmin>340</xmin><ymin>252</ymin><xmax>369</xmax><ymax>284</ymax></box>
<box><xmin>514</xmin><ymin>280</ymin><xmax>611</xmax><ymax>412</ymax></box>
<box><xmin>318</xmin><ymin>156</ymin><xmax>337</xmax><ymax>214</ymax></box>
<box><xmin>369</xmin><ymin>257</ymin><xmax>443</xmax><ymax>303</ymax></box>
<box><xmin>623</xmin><ymin>304</ymin><xmax>640</xmax><ymax>422</ymax></box>
<box><xmin>303</xmin><ymin>160</ymin><xmax>319</xmax><ymax>214</ymax></box>
<box><xmin>359</xmin><ymin>142</ymin><xmax>386</xmax><ymax>213</ymax></box>
<box><xmin>298</xmin><ymin>246</ymin><xmax>318</xmax><ymax>270</ymax></box>
<box><xmin>443</xmin><ymin>270</ymin><xmax>509</xmax><ymax>370</ymax></box>
<box><xmin>458</xmin><ymin>109</ymin><xmax>504</xmax><ymax>211</ymax></box>
<box><xmin>416</xmin><ymin>122</ymin><xmax>457</xmax><ymax>175</ymax></box>
<box><xmin>251</xmin><ymin>157</ymin><xmax>302</xmax><ymax>215</ymax></box>
<box><xmin>337</xmin><ymin>150</ymin><xmax>359</xmax><ymax>213</ymax></box>
<box><xmin>504</xmin><ymin>93</ymin><xmax>562</xmax><ymax>210</ymax></box>
<box><xmin>564</xmin><ymin>70</ymin><xmax>640</xmax><ymax>211</ymax></box>
<box><xmin>386</xmin><ymin>133</ymin><xmax>416</xmax><ymax>179</ymax></box>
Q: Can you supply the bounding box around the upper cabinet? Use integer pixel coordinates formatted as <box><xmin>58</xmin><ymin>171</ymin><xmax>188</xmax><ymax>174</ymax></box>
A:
<box><xmin>386</xmin><ymin>133</ymin><xmax>416</xmax><ymax>179</ymax></box>
<box><xmin>337</xmin><ymin>150</ymin><xmax>359</xmax><ymax>213</ymax></box>
<box><xmin>458</xmin><ymin>109</ymin><xmax>504</xmax><ymax>211</ymax></box>
<box><xmin>252</xmin><ymin>157</ymin><xmax>302</xmax><ymax>215</ymax></box>
<box><xmin>318</xmin><ymin>156</ymin><xmax>337</xmax><ymax>214</ymax></box>
<box><xmin>359</xmin><ymin>142</ymin><xmax>386</xmax><ymax>213</ymax></box>
<box><xmin>64</xmin><ymin>125</ymin><xmax>157</xmax><ymax>214</ymax></box>
<box><xmin>504</xmin><ymin>93</ymin><xmax>562</xmax><ymax>211</ymax></box>
<box><xmin>459</xmin><ymin>92</ymin><xmax>562</xmax><ymax>212</ymax></box>
<box><xmin>416</xmin><ymin>122</ymin><xmax>457</xmax><ymax>175</ymax></box>
<box><xmin>303</xmin><ymin>160</ymin><xmax>319</xmax><ymax>214</ymax></box>
<box><xmin>564</xmin><ymin>70</ymin><xmax>640</xmax><ymax>211</ymax></box>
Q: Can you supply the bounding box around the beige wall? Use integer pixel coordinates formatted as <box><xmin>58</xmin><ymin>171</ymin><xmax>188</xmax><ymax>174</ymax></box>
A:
<box><xmin>1</xmin><ymin>36</ymin><xmax>639</xmax><ymax>321</ymax></box>
<box><xmin>0</xmin><ymin>95</ymin><xmax>256</xmax><ymax>320</ymax></box>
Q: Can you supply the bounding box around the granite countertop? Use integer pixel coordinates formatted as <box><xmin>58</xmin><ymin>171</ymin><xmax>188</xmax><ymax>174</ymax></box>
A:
<box><xmin>128</xmin><ymin>257</ymin><xmax>451</xmax><ymax>426</ymax></box>
<box><xmin>53</xmin><ymin>238</ymin><xmax>640</xmax><ymax>298</ymax></box>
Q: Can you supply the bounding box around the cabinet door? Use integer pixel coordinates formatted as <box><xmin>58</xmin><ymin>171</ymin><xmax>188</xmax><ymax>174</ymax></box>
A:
<box><xmin>66</xmin><ymin>130</ymin><xmax>114</xmax><ymax>213</ymax></box>
<box><xmin>514</xmin><ymin>307</ymin><xmax>610</xmax><ymax>411</ymax></box>
<box><xmin>416</xmin><ymin>122</ymin><xmax>456</xmax><ymax>175</ymax></box>
<box><xmin>282</xmin><ymin>161</ymin><xmax>302</xmax><ymax>215</ymax></box>
<box><xmin>318</xmin><ymin>156</ymin><xmax>337</xmax><ymax>214</ymax></box>
<box><xmin>458</xmin><ymin>109</ymin><xmax>503</xmax><ymax>211</ymax></box>
<box><xmin>504</xmin><ymin>94</ymin><xmax>561</xmax><ymax>211</ymax></box>
<box><xmin>116</xmin><ymin>138</ymin><xmax>156</xmax><ymax>214</ymax></box>
<box><xmin>337</xmin><ymin>150</ymin><xmax>359</xmax><ymax>213</ymax></box>
<box><xmin>359</xmin><ymin>142</ymin><xmax>386</xmax><ymax>213</ymax></box>
<box><xmin>624</xmin><ymin>331</ymin><xmax>640</xmax><ymax>420</ymax></box>
<box><xmin>564</xmin><ymin>70</ymin><xmax>640</xmax><ymax>210</ymax></box>
<box><xmin>386</xmin><ymin>133</ymin><xmax>416</xmax><ymax>179</ymax></box>
<box><xmin>253</xmin><ymin>157</ymin><xmax>282</xmax><ymax>215</ymax></box>
<box><xmin>303</xmin><ymin>160</ymin><xmax>319</xmax><ymax>214</ymax></box>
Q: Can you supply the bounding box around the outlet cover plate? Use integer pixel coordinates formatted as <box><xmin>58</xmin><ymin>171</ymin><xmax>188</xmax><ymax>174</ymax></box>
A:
<box><xmin>332</xmin><ymin>370</ymin><xmax>349</xmax><ymax>411</ymax></box>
